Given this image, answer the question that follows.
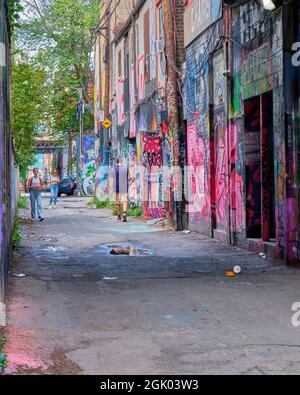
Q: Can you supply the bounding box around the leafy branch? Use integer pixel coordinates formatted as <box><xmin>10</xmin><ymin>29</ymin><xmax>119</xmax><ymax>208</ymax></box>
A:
<box><xmin>9</xmin><ymin>0</ymin><xmax>24</xmax><ymax>33</ymax></box>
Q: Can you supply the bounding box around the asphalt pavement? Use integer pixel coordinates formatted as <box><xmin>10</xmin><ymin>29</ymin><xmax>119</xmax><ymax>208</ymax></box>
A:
<box><xmin>4</xmin><ymin>196</ymin><xmax>300</xmax><ymax>375</ymax></box>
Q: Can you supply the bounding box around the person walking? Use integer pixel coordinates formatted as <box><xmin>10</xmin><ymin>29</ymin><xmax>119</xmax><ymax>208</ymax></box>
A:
<box><xmin>28</xmin><ymin>168</ymin><xmax>45</xmax><ymax>222</ymax></box>
<box><xmin>49</xmin><ymin>170</ymin><xmax>60</xmax><ymax>209</ymax></box>
<box><xmin>113</xmin><ymin>159</ymin><xmax>129</xmax><ymax>222</ymax></box>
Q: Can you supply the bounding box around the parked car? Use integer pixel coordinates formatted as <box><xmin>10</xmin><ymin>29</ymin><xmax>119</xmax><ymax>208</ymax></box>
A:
<box><xmin>58</xmin><ymin>177</ymin><xmax>77</xmax><ymax>197</ymax></box>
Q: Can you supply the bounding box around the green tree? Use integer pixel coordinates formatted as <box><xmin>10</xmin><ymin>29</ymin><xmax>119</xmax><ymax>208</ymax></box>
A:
<box><xmin>16</xmin><ymin>0</ymin><xmax>100</xmax><ymax>139</ymax></box>
<box><xmin>11</xmin><ymin>56</ymin><xmax>46</xmax><ymax>174</ymax></box>
<box><xmin>11</xmin><ymin>0</ymin><xmax>100</xmax><ymax>176</ymax></box>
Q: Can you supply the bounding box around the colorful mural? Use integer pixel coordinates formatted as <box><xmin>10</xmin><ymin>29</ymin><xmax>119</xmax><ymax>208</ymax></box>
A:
<box><xmin>229</xmin><ymin>122</ymin><xmax>244</xmax><ymax>235</ymax></box>
<box><xmin>93</xmin><ymin>0</ymin><xmax>299</xmax><ymax>263</ymax></box>
<box><xmin>81</xmin><ymin>135</ymin><xmax>96</xmax><ymax>196</ymax></box>
<box><xmin>213</xmin><ymin>110</ymin><xmax>227</xmax><ymax>230</ymax></box>
<box><xmin>141</xmin><ymin>131</ymin><xmax>165</xmax><ymax>219</ymax></box>
<box><xmin>184</xmin><ymin>2</ymin><xmax>299</xmax><ymax>263</ymax></box>
<box><xmin>187</xmin><ymin>124</ymin><xmax>210</xmax><ymax>229</ymax></box>
<box><xmin>128</xmin><ymin>144</ymin><xmax>138</xmax><ymax>206</ymax></box>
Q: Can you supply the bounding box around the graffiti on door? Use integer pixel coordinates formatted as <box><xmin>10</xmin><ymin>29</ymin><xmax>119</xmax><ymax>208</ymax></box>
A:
<box><xmin>141</xmin><ymin>131</ymin><xmax>165</xmax><ymax>219</ymax></box>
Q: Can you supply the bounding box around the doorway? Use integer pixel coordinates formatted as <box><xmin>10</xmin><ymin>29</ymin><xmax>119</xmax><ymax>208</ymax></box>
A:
<box><xmin>244</xmin><ymin>91</ymin><xmax>276</xmax><ymax>241</ymax></box>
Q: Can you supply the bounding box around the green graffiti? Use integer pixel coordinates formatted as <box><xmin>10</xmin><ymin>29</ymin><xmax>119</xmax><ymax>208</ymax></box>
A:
<box><xmin>241</xmin><ymin>45</ymin><xmax>277</xmax><ymax>100</ymax></box>
<box><xmin>231</xmin><ymin>73</ymin><xmax>241</xmax><ymax>117</ymax></box>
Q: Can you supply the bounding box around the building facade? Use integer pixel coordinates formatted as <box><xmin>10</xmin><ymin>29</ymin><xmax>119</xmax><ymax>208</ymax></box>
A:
<box><xmin>94</xmin><ymin>0</ymin><xmax>300</xmax><ymax>264</ymax></box>
<box><xmin>94</xmin><ymin>0</ymin><xmax>185</xmax><ymax>222</ymax></box>
<box><xmin>184</xmin><ymin>0</ymin><xmax>300</xmax><ymax>263</ymax></box>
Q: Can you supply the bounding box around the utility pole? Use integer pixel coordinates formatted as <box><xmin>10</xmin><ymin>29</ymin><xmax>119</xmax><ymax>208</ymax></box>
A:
<box><xmin>162</xmin><ymin>0</ymin><xmax>181</xmax><ymax>229</ymax></box>
<box><xmin>103</xmin><ymin>2</ymin><xmax>111</xmax><ymax>149</ymax></box>
<box><xmin>98</xmin><ymin>34</ymin><xmax>103</xmax><ymax>164</ymax></box>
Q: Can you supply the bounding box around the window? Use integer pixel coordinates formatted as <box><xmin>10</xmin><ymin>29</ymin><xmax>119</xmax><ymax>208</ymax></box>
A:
<box><xmin>124</xmin><ymin>35</ymin><xmax>129</xmax><ymax>80</ymax></box>
<box><xmin>118</xmin><ymin>50</ymin><xmax>122</xmax><ymax>78</ymax></box>
<box><xmin>159</xmin><ymin>5</ymin><xmax>164</xmax><ymax>41</ymax></box>
<box><xmin>144</xmin><ymin>9</ymin><xmax>150</xmax><ymax>83</ymax></box>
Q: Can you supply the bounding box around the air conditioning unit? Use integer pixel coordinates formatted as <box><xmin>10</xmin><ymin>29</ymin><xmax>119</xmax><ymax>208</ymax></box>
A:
<box><xmin>155</xmin><ymin>39</ymin><xmax>165</xmax><ymax>54</ymax></box>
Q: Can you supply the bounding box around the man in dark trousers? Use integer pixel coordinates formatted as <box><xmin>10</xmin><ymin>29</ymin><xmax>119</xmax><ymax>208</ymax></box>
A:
<box><xmin>113</xmin><ymin>158</ymin><xmax>129</xmax><ymax>222</ymax></box>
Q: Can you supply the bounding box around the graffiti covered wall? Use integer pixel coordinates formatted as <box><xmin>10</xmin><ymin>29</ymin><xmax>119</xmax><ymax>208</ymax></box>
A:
<box><xmin>0</xmin><ymin>0</ymin><xmax>16</xmax><ymax>316</ymax></box>
<box><xmin>140</xmin><ymin>131</ymin><xmax>165</xmax><ymax>219</ymax></box>
<box><xmin>81</xmin><ymin>135</ymin><xmax>96</xmax><ymax>196</ymax></box>
<box><xmin>185</xmin><ymin>18</ymin><xmax>223</xmax><ymax>234</ymax></box>
<box><xmin>184</xmin><ymin>1</ymin><xmax>299</xmax><ymax>262</ymax></box>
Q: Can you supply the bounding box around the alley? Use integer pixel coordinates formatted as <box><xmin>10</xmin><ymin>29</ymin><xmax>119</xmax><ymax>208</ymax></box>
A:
<box><xmin>4</xmin><ymin>196</ymin><xmax>300</xmax><ymax>375</ymax></box>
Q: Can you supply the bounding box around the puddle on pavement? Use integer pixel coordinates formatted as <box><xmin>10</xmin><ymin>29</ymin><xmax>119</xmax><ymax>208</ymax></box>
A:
<box><xmin>38</xmin><ymin>236</ymin><xmax>57</xmax><ymax>242</ymax></box>
<box><xmin>40</xmin><ymin>246</ymin><xmax>68</xmax><ymax>253</ymax></box>
<box><xmin>99</xmin><ymin>243</ymin><xmax>153</xmax><ymax>257</ymax></box>
<box><xmin>102</xmin><ymin>225</ymin><xmax>162</xmax><ymax>234</ymax></box>
<box><xmin>35</xmin><ymin>246</ymin><xmax>71</xmax><ymax>261</ymax></box>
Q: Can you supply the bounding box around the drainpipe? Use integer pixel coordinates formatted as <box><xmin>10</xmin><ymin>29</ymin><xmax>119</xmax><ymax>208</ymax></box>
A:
<box><xmin>224</xmin><ymin>5</ymin><xmax>233</xmax><ymax>245</ymax></box>
<box><xmin>162</xmin><ymin>0</ymin><xmax>181</xmax><ymax>230</ymax></box>
<box><xmin>296</xmin><ymin>0</ymin><xmax>300</xmax><ymax>262</ymax></box>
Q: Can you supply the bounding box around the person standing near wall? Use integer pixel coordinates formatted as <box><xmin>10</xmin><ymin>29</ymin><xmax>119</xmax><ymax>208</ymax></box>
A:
<box><xmin>28</xmin><ymin>168</ymin><xmax>45</xmax><ymax>222</ymax></box>
<box><xmin>49</xmin><ymin>170</ymin><xmax>60</xmax><ymax>209</ymax></box>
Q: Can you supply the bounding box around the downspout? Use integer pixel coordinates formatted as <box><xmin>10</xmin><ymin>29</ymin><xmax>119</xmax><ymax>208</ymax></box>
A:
<box><xmin>224</xmin><ymin>5</ymin><xmax>232</xmax><ymax>245</ymax></box>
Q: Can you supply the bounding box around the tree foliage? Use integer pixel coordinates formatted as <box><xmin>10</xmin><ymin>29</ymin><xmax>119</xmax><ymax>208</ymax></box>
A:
<box><xmin>11</xmin><ymin>0</ymin><xmax>100</xmax><ymax>171</ymax></box>
<box><xmin>9</xmin><ymin>0</ymin><xmax>23</xmax><ymax>33</ymax></box>
<box><xmin>16</xmin><ymin>0</ymin><xmax>100</xmax><ymax>139</ymax></box>
<box><xmin>11</xmin><ymin>55</ymin><xmax>46</xmax><ymax>172</ymax></box>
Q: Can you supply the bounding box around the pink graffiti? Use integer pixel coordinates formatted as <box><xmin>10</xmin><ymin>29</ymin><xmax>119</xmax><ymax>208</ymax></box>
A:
<box><xmin>229</xmin><ymin>123</ymin><xmax>244</xmax><ymax>232</ymax></box>
<box><xmin>145</xmin><ymin>207</ymin><xmax>166</xmax><ymax>220</ymax></box>
<box><xmin>138</xmin><ymin>54</ymin><xmax>145</xmax><ymax>100</ymax></box>
<box><xmin>117</xmin><ymin>78</ymin><xmax>125</xmax><ymax>124</ymax></box>
<box><xmin>142</xmin><ymin>134</ymin><xmax>163</xmax><ymax>170</ymax></box>
<box><xmin>214</xmin><ymin>113</ymin><xmax>227</xmax><ymax>228</ymax></box>
<box><xmin>187</xmin><ymin>124</ymin><xmax>210</xmax><ymax>224</ymax></box>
